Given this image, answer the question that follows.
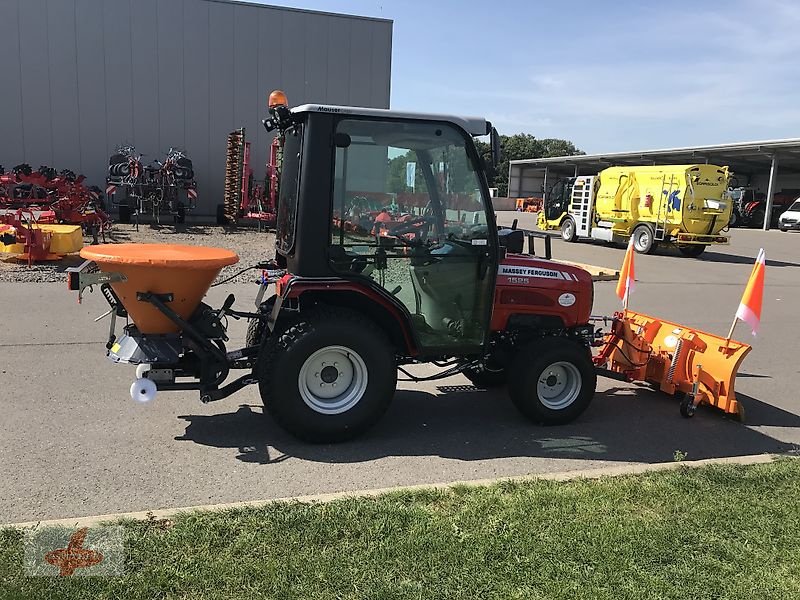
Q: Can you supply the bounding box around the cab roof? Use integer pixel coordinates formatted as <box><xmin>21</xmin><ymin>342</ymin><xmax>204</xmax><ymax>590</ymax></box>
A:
<box><xmin>291</xmin><ymin>104</ymin><xmax>491</xmax><ymax>137</ymax></box>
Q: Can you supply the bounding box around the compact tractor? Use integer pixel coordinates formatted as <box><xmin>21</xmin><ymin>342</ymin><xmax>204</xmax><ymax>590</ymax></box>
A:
<box><xmin>68</xmin><ymin>92</ymin><xmax>751</xmax><ymax>442</ymax></box>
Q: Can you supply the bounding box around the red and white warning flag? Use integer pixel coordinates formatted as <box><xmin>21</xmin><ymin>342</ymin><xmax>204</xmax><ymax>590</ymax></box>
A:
<box><xmin>616</xmin><ymin>237</ymin><xmax>635</xmax><ymax>308</ymax></box>
<box><xmin>734</xmin><ymin>248</ymin><xmax>766</xmax><ymax>336</ymax></box>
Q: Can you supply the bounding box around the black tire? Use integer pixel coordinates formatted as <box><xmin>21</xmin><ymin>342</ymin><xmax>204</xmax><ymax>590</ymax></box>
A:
<box><xmin>508</xmin><ymin>337</ymin><xmax>596</xmax><ymax>425</ymax></box>
<box><xmin>216</xmin><ymin>204</ymin><xmax>227</xmax><ymax>226</ymax></box>
<box><xmin>118</xmin><ymin>204</ymin><xmax>131</xmax><ymax>224</ymax></box>
<box><xmin>175</xmin><ymin>201</ymin><xmax>186</xmax><ymax>224</ymax></box>
<box><xmin>729</xmin><ymin>210</ymin><xmax>739</xmax><ymax>227</ymax></box>
<box><xmin>463</xmin><ymin>364</ymin><xmax>506</xmax><ymax>388</ymax></box>
<box><xmin>678</xmin><ymin>392</ymin><xmax>696</xmax><ymax>418</ymax></box>
<box><xmin>256</xmin><ymin>306</ymin><xmax>396</xmax><ymax>443</ymax></box>
<box><xmin>677</xmin><ymin>244</ymin><xmax>706</xmax><ymax>258</ymax></box>
<box><xmin>561</xmin><ymin>217</ymin><xmax>578</xmax><ymax>242</ymax></box>
<box><xmin>779</xmin><ymin>227</ymin><xmax>788</xmax><ymax>232</ymax></box>
<box><xmin>750</xmin><ymin>209</ymin><xmax>765</xmax><ymax>229</ymax></box>
<box><xmin>632</xmin><ymin>224</ymin><xmax>656</xmax><ymax>254</ymax></box>
<box><xmin>246</xmin><ymin>318</ymin><xmax>265</xmax><ymax>347</ymax></box>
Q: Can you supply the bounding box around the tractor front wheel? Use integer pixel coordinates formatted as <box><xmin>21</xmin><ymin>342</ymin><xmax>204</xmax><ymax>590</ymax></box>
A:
<box><xmin>256</xmin><ymin>307</ymin><xmax>396</xmax><ymax>442</ymax></box>
<box><xmin>508</xmin><ymin>338</ymin><xmax>596</xmax><ymax>425</ymax></box>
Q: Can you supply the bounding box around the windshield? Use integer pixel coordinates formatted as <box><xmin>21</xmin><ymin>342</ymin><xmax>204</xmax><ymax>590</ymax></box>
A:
<box><xmin>789</xmin><ymin>200</ymin><xmax>800</xmax><ymax>212</ymax></box>
<box><xmin>275</xmin><ymin>124</ymin><xmax>303</xmax><ymax>254</ymax></box>
<box><xmin>331</xmin><ymin>118</ymin><xmax>490</xmax><ymax>248</ymax></box>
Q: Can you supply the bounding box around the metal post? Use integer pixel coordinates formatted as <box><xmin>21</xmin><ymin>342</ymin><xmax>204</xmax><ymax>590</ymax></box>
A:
<box><xmin>763</xmin><ymin>154</ymin><xmax>778</xmax><ymax>231</ymax></box>
<box><xmin>542</xmin><ymin>166</ymin><xmax>549</xmax><ymax>203</ymax></box>
<box><xmin>574</xmin><ymin>164</ymin><xmax>579</xmax><ymax>177</ymax></box>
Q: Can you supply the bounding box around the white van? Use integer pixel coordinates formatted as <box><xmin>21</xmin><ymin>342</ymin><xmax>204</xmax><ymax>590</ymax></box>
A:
<box><xmin>778</xmin><ymin>199</ymin><xmax>800</xmax><ymax>231</ymax></box>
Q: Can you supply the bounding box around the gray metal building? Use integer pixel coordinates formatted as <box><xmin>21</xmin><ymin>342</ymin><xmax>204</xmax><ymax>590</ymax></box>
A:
<box><xmin>0</xmin><ymin>0</ymin><xmax>393</xmax><ymax>217</ymax></box>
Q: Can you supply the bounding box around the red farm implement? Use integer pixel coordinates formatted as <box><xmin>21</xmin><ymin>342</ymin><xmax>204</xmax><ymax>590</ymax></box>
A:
<box><xmin>105</xmin><ymin>145</ymin><xmax>198</xmax><ymax>228</ymax></box>
<box><xmin>0</xmin><ymin>164</ymin><xmax>111</xmax><ymax>242</ymax></box>
<box><xmin>217</xmin><ymin>129</ymin><xmax>279</xmax><ymax>229</ymax></box>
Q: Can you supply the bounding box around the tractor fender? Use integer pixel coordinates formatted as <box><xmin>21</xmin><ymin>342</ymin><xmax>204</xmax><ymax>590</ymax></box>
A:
<box><xmin>275</xmin><ymin>277</ymin><xmax>419</xmax><ymax>356</ymax></box>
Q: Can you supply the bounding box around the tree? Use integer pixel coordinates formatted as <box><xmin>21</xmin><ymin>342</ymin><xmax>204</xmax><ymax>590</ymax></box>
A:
<box><xmin>477</xmin><ymin>134</ymin><xmax>584</xmax><ymax>196</ymax></box>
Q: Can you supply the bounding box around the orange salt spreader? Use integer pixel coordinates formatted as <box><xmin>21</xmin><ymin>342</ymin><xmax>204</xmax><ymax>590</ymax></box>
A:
<box><xmin>66</xmin><ymin>243</ymin><xmax>265</xmax><ymax>403</ymax></box>
<box><xmin>77</xmin><ymin>244</ymin><xmax>239</xmax><ymax>334</ymax></box>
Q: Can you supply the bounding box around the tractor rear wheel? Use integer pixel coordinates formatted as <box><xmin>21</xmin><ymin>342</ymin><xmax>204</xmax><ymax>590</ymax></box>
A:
<box><xmin>750</xmin><ymin>208</ymin><xmax>766</xmax><ymax>229</ymax></box>
<box><xmin>256</xmin><ymin>307</ymin><xmax>396</xmax><ymax>442</ymax></box>
<box><xmin>561</xmin><ymin>217</ymin><xmax>578</xmax><ymax>242</ymax></box>
<box><xmin>216</xmin><ymin>204</ymin><xmax>227</xmax><ymax>225</ymax></box>
<box><xmin>632</xmin><ymin>224</ymin><xmax>657</xmax><ymax>254</ymax></box>
<box><xmin>118</xmin><ymin>204</ymin><xmax>131</xmax><ymax>224</ymax></box>
<box><xmin>508</xmin><ymin>338</ymin><xmax>596</xmax><ymax>425</ymax></box>
<box><xmin>677</xmin><ymin>244</ymin><xmax>706</xmax><ymax>258</ymax></box>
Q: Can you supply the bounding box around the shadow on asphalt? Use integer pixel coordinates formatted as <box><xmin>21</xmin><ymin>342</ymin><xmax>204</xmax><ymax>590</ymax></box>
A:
<box><xmin>175</xmin><ymin>386</ymin><xmax>799</xmax><ymax>466</ymax></box>
<box><xmin>698</xmin><ymin>251</ymin><xmax>800</xmax><ymax>268</ymax></box>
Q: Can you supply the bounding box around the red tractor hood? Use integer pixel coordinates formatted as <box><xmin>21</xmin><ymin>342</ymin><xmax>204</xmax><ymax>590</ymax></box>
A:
<box><xmin>491</xmin><ymin>254</ymin><xmax>594</xmax><ymax>332</ymax></box>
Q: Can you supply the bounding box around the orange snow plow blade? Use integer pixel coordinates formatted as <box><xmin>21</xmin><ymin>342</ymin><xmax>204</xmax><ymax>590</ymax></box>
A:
<box><xmin>596</xmin><ymin>310</ymin><xmax>752</xmax><ymax>419</ymax></box>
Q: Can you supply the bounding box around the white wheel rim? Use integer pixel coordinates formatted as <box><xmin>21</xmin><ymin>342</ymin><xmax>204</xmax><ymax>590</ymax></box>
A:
<box><xmin>298</xmin><ymin>345</ymin><xmax>368</xmax><ymax>415</ymax></box>
<box><xmin>563</xmin><ymin>221</ymin><xmax>573</xmax><ymax>239</ymax></box>
<box><xmin>537</xmin><ymin>361</ymin><xmax>582</xmax><ymax>410</ymax></box>
<box><xmin>635</xmin><ymin>229</ymin><xmax>649</xmax><ymax>251</ymax></box>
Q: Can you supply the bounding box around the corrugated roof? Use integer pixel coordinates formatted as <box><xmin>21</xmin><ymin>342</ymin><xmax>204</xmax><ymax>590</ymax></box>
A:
<box><xmin>510</xmin><ymin>138</ymin><xmax>800</xmax><ymax>170</ymax></box>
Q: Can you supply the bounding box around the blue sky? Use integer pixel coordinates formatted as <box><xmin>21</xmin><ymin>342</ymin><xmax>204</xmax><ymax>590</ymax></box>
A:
<box><xmin>260</xmin><ymin>0</ymin><xmax>800</xmax><ymax>153</ymax></box>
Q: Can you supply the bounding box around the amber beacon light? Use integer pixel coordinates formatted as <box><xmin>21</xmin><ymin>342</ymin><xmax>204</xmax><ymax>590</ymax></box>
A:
<box><xmin>268</xmin><ymin>90</ymin><xmax>288</xmax><ymax>109</ymax></box>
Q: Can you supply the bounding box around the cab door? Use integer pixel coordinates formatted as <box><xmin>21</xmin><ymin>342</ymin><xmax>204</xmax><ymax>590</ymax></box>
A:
<box><xmin>328</xmin><ymin>117</ymin><xmax>496</xmax><ymax>354</ymax></box>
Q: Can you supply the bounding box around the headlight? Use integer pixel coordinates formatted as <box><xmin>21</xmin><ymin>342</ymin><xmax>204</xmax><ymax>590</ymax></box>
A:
<box><xmin>703</xmin><ymin>199</ymin><xmax>725</xmax><ymax>210</ymax></box>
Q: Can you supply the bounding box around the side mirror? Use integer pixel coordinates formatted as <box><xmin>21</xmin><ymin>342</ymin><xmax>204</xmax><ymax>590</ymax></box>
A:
<box><xmin>334</xmin><ymin>132</ymin><xmax>352</xmax><ymax>148</ymax></box>
<box><xmin>490</xmin><ymin>127</ymin><xmax>501</xmax><ymax>168</ymax></box>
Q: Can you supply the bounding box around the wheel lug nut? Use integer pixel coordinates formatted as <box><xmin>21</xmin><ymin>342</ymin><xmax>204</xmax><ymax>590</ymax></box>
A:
<box><xmin>315</xmin><ymin>372</ymin><xmax>319</xmax><ymax>377</ymax></box>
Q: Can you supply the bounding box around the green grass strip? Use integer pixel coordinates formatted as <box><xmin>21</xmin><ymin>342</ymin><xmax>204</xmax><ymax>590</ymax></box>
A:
<box><xmin>2</xmin><ymin>459</ymin><xmax>800</xmax><ymax>599</ymax></box>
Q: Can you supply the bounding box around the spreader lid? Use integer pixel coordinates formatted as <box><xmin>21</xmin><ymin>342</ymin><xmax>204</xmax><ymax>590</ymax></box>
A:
<box><xmin>80</xmin><ymin>244</ymin><xmax>239</xmax><ymax>269</ymax></box>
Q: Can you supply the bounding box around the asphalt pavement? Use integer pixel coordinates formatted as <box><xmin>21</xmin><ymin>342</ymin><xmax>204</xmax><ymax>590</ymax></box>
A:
<box><xmin>1</xmin><ymin>214</ymin><xmax>798</xmax><ymax>523</ymax></box>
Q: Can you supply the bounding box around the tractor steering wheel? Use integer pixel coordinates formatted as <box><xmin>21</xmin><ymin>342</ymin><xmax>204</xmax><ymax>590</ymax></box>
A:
<box><xmin>387</xmin><ymin>216</ymin><xmax>435</xmax><ymax>238</ymax></box>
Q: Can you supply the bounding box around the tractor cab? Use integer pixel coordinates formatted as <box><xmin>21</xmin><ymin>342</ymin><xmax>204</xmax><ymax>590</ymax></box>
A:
<box><xmin>267</xmin><ymin>98</ymin><xmax>500</xmax><ymax>356</ymax></box>
<box><xmin>541</xmin><ymin>177</ymin><xmax>576</xmax><ymax>223</ymax></box>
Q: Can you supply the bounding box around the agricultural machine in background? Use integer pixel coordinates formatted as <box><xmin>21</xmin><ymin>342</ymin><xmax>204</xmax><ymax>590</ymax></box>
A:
<box><xmin>539</xmin><ymin>165</ymin><xmax>732</xmax><ymax>257</ymax></box>
<box><xmin>217</xmin><ymin>128</ymin><xmax>279</xmax><ymax>228</ymax></box>
<box><xmin>0</xmin><ymin>163</ymin><xmax>109</xmax><ymax>236</ymax></box>
<box><xmin>726</xmin><ymin>186</ymin><xmax>798</xmax><ymax>228</ymax></box>
<box><xmin>106</xmin><ymin>145</ymin><xmax>198</xmax><ymax>227</ymax></box>
<box><xmin>0</xmin><ymin>164</ymin><xmax>108</xmax><ymax>263</ymax></box>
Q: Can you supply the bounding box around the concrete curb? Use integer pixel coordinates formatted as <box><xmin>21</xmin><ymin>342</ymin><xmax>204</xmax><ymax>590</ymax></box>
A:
<box><xmin>4</xmin><ymin>453</ymin><xmax>780</xmax><ymax>529</ymax></box>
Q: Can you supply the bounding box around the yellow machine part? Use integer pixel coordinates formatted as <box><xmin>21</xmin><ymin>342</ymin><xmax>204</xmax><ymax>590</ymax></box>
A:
<box><xmin>0</xmin><ymin>224</ymin><xmax>83</xmax><ymax>256</ymax></box>
<box><xmin>595</xmin><ymin>164</ymin><xmax>731</xmax><ymax>237</ymax></box>
<box><xmin>602</xmin><ymin>310</ymin><xmax>751</xmax><ymax>419</ymax></box>
<box><xmin>41</xmin><ymin>224</ymin><xmax>83</xmax><ymax>254</ymax></box>
<box><xmin>537</xmin><ymin>165</ymin><xmax>732</xmax><ymax>244</ymax></box>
